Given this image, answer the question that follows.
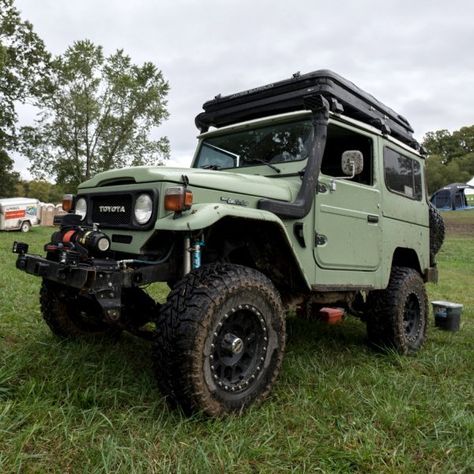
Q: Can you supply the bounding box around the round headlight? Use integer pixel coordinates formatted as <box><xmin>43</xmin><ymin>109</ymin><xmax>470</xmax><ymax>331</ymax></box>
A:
<box><xmin>75</xmin><ymin>197</ymin><xmax>87</xmax><ymax>221</ymax></box>
<box><xmin>134</xmin><ymin>194</ymin><xmax>153</xmax><ymax>224</ymax></box>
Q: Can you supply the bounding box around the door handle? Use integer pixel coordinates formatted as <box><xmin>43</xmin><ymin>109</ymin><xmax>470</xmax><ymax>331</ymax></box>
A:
<box><xmin>367</xmin><ymin>214</ymin><xmax>379</xmax><ymax>223</ymax></box>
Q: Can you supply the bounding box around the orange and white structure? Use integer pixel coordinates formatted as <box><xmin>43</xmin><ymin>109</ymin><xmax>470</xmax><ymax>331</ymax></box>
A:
<box><xmin>0</xmin><ymin>197</ymin><xmax>40</xmax><ymax>232</ymax></box>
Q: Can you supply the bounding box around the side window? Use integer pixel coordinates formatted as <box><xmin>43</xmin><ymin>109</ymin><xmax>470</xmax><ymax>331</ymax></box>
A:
<box><xmin>384</xmin><ymin>147</ymin><xmax>422</xmax><ymax>200</ymax></box>
<box><xmin>321</xmin><ymin>125</ymin><xmax>373</xmax><ymax>185</ymax></box>
<box><xmin>197</xmin><ymin>143</ymin><xmax>237</xmax><ymax>169</ymax></box>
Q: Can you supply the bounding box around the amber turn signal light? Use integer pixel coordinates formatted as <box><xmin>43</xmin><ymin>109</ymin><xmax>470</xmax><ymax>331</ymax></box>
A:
<box><xmin>164</xmin><ymin>186</ymin><xmax>193</xmax><ymax>212</ymax></box>
<box><xmin>62</xmin><ymin>194</ymin><xmax>74</xmax><ymax>212</ymax></box>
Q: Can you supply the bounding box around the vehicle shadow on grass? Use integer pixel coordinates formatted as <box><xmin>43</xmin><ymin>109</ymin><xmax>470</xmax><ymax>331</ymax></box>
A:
<box><xmin>280</xmin><ymin>315</ymin><xmax>395</xmax><ymax>385</ymax></box>
<box><xmin>285</xmin><ymin>314</ymin><xmax>369</xmax><ymax>355</ymax></box>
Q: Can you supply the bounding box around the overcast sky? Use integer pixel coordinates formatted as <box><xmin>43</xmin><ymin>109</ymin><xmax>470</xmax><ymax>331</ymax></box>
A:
<box><xmin>13</xmin><ymin>0</ymin><xmax>474</xmax><ymax>178</ymax></box>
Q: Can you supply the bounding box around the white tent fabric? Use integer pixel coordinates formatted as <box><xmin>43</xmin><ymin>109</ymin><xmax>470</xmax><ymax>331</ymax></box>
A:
<box><xmin>466</xmin><ymin>177</ymin><xmax>474</xmax><ymax>195</ymax></box>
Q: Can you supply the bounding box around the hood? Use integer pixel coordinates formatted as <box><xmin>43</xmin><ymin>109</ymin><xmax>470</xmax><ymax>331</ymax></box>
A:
<box><xmin>79</xmin><ymin>166</ymin><xmax>296</xmax><ymax>202</ymax></box>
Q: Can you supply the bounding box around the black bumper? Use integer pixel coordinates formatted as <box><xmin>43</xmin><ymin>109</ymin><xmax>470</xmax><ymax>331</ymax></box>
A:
<box><xmin>16</xmin><ymin>252</ymin><xmax>170</xmax><ymax>288</ymax></box>
<box><xmin>17</xmin><ymin>253</ymin><xmax>97</xmax><ymax>289</ymax></box>
<box><xmin>15</xmin><ymin>252</ymin><xmax>170</xmax><ymax>320</ymax></box>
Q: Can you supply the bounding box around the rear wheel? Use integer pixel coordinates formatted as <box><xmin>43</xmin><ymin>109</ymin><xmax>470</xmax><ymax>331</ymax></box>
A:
<box><xmin>40</xmin><ymin>280</ymin><xmax>119</xmax><ymax>338</ymax></box>
<box><xmin>366</xmin><ymin>267</ymin><xmax>428</xmax><ymax>354</ymax></box>
<box><xmin>153</xmin><ymin>264</ymin><xmax>285</xmax><ymax>416</ymax></box>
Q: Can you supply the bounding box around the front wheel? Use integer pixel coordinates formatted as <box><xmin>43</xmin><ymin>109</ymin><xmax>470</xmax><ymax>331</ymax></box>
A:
<box><xmin>365</xmin><ymin>267</ymin><xmax>428</xmax><ymax>354</ymax></box>
<box><xmin>153</xmin><ymin>264</ymin><xmax>286</xmax><ymax>416</ymax></box>
<box><xmin>40</xmin><ymin>280</ymin><xmax>120</xmax><ymax>339</ymax></box>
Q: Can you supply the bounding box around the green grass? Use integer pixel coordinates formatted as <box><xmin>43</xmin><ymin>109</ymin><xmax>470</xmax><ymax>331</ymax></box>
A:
<box><xmin>0</xmin><ymin>226</ymin><xmax>473</xmax><ymax>473</ymax></box>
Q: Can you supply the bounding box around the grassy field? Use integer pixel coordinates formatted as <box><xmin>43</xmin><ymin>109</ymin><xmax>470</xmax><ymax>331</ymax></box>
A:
<box><xmin>0</xmin><ymin>215</ymin><xmax>473</xmax><ymax>473</ymax></box>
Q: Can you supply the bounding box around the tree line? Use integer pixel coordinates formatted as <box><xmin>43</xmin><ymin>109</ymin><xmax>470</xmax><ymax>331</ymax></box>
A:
<box><xmin>0</xmin><ymin>0</ymin><xmax>169</xmax><ymax>198</ymax></box>
<box><xmin>423</xmin><ymin>126</ymin><xmax>474</xmax><ymax>193</ymax></box>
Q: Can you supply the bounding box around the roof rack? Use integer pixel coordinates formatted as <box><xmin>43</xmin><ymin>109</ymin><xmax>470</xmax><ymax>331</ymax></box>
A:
<box><xmin>195</xmin><ymin>69</ymin><xmax>420</xmax><ymax>151</ymax></box>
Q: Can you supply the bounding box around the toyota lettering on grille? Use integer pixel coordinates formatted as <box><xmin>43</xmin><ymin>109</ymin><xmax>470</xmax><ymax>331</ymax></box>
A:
<box><xmin>98</xmin><ymin>205</ymin><xmax>126</xmax><ymax>213</ymax></box>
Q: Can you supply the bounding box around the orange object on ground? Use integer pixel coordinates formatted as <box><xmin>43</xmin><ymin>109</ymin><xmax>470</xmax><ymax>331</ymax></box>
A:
<box><xmin>318</xmin><ymin>307</ymin><xmax>345</xmax><ymax>324</ymax></box>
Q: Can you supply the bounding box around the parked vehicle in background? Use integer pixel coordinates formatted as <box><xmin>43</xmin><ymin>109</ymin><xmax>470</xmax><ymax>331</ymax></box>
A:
<box><xmin>0</xmin><ymin>197</ymin><xmax>40</xmax><ymax>232</ymax></box>
<box><xmin>13</xmin><ymin>70</ymin><xmax>445</xmax><ymax>416</ymax></box>
<box><xmin>430</xmin><ymin>182</ymin><xmax>474</xmax><ymax>210</ymax></box>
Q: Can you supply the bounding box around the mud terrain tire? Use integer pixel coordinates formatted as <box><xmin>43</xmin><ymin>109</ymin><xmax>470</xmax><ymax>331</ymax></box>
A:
<box><xmin>365</xmin><ymin>267</ymin><xmax>428</xmax><ymax>355</ymax></box>
<box><xmin>153</xmin><ymin>264</ymin><xmax>285</xmax><ymax>416</ymax></box>
<box><xmin>429</xmin><ymin>203</ymin><xmax>445</xmax><ymax>257</ymax></box>
<box><xmin>40</xmin><ymin>280</ymin><xmax>119</xmax><ymax>338</ymax></box>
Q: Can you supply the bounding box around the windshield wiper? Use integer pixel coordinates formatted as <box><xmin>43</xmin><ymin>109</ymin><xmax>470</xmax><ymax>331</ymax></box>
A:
<box><xmin>248</xmin><ymin>158</ymin><xmax>281</xmax><ymax>173</ymax></box>
<box><xmin>201</xmin><ymin>164</ymin><xmax>223</xmax><ymax>170</ymax></box>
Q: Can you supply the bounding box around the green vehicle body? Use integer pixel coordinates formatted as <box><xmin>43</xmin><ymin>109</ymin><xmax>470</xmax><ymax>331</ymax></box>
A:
<box><xmin>14</xmin><ymin>72</ymin><xmax>442</xmax><ymax>415</ymax></box>
<box><xmin>77</xmin><ymin>110</ymin><xmax>433</xmax><ymax>294</ymax></box>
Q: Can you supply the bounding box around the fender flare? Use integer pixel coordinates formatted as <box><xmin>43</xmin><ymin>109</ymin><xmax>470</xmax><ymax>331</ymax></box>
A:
<box><xmin>155</xmin><ymin>203</ymin><xmax>310</xmax><ymax>289</ymax></box>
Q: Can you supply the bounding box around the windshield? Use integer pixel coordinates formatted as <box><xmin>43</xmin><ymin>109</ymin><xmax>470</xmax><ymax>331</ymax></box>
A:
<box><xmin>194</xmin><ymin>119</ymin><xmax>312</xmax><ymax>170</ymax></box>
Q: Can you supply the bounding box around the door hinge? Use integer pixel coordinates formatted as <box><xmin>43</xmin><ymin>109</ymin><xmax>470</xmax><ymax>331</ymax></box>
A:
<box><xmin>315</xmin><ymin>233</ymin><xmax>327</xmax><ymax>246</ymax></box>
<box><xmin>317</xmin><ymin>182</ymin><xmax>327</xmax><ymax>193</ymax></box>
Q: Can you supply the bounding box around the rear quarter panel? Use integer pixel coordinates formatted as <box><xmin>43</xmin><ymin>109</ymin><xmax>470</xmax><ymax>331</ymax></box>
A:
<box><xmin>378</xmin><ymin>138</ymin><xmax>430</xmax><ymax>285</ymax></box>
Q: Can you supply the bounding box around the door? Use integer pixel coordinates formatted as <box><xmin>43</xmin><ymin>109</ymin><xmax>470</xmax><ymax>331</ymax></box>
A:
<box><xmin>313</xmin><ymin>177</ymin><xmax>382</xmax><ymax>271</ymax></box>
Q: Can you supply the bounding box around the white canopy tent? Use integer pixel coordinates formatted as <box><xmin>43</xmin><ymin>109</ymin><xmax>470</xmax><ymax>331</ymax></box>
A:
<box><xmin>466</xmin><ymin>177</ymin><xmax>474</xmax><ymax>196</ymax></box>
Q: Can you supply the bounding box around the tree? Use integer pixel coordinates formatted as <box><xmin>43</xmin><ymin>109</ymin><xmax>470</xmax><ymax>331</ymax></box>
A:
<box><xmin>423</xmin><ymin>125</ymin><xmax>474</xmax><ymax>194</ymax></box>
<box><xmin>21</xmin><ymin>40</ymin><xmax>170</xmax><ymax>187</ymax></box>
<box><xmin>15</xmin><ymin>179</ymin><xmax>68</xmax><ymax>202</ymax></box>
<box><xmin>423</xmin><ymin>126</ymin><xmax>474</xmax><ymax>163</ymax></box>
<box><xmin>0</xmin><ymin>0</ymin><xmax>50</xmax><ymax>150</ymax></box>
<box><xmin>25</xmin><ymin>179</ymin><xmax>52</xmax><ymax>202</ymax></box>
<box><xmin>0</xmin><ymin>149</ymin><xmax>20</xmax><ymax>197</ymax></box>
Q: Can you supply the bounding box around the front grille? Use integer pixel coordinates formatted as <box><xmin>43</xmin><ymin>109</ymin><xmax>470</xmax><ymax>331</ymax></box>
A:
<box><xmin>91</xmin><ymin>195</ymin><xmax>132</xmax><ymax>226</ymax></box>
<box><xmin>79</xmin><ymin>189</ymin><xmax>157</xmax><ymax>230</ymax></box>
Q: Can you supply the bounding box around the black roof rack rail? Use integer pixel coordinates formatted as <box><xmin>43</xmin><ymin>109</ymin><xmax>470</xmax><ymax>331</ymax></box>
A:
<box><xmin>195</xmin><ymin>69</ymin><xmax>420</xmax><ymax>151</ymax></box>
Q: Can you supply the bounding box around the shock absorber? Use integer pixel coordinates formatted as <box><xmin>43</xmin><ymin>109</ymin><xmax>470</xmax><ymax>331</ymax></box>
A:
<box><xmin>191</xmin><ymin>237</ymin><xmax>205</xmax><ymax>270</ymax></box>
<box><xmin>183</xmin><ymin>234</ymin><xmax>205</xmax><ymax>274</ymax></box>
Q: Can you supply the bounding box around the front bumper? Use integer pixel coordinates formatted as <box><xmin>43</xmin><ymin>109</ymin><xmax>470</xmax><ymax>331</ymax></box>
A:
<box><xmin>15</xmin><ymin>253</ymin><xmax>158</xmax><ymax>289</ymax></box>
<box><xmin>14</xmin><ymin>246</ymin><xmax>170</xmax><ymax>320</ymax></box>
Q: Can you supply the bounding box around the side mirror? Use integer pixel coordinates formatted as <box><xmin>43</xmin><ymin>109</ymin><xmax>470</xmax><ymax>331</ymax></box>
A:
<box><xmin>341</xmin><ymin>150</ymin><xmax>364</xmax><ymax>177</ymax></box>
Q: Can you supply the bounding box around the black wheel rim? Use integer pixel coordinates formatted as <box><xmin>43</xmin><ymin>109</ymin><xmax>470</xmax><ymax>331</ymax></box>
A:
<box><xmin>403</xmin><ymin>294</ymin><xmax>421</xmax><ymax>338</ymax></box>
<box><xmin>209</xmin><ymin>304</ymin><xmax>267</xmax><ymax>393</ymax></box>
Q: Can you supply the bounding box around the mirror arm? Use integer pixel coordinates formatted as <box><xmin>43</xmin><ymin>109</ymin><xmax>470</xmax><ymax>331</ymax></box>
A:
<box><xmin>330</xmin><ymin>162</ymin><xmax>356</xmax><ymax>191</ymax></box>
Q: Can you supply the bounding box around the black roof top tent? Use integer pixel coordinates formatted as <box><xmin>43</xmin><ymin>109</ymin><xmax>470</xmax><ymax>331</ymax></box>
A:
<box><xmin>195</xmin><ymin>69</ymin><xmax>421</xmax><ymax>152</ymax></box>
<box><xmin>430</xmin><ymin>183</ymin><xmax>474</xmax><ymax>210</ymax></box>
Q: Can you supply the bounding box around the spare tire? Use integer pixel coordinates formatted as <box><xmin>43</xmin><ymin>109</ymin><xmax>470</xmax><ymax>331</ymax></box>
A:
<box><xmin>429</xmin><ymin>203</ymin><xmax>445</xmax><ymax>257</ymax></box>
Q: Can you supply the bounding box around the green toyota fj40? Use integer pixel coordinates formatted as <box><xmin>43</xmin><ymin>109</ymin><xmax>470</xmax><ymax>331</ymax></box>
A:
<box><xmin>13</xmin><ymin>70</ymin><xmax>444</xmax><ymax>416</ymax></box>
